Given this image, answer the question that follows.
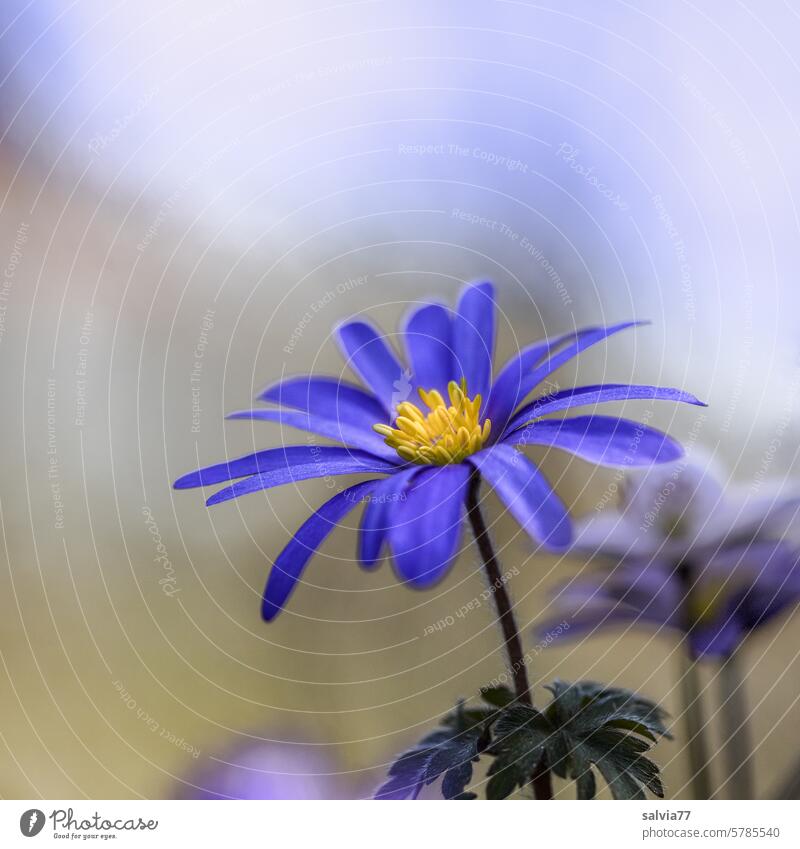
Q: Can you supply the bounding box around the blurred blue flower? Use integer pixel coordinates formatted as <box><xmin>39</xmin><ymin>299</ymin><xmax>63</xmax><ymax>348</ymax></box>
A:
<box><xmin>539</xmin><ymin>457</ymin><xmax>800</xmax><ymax>659</ymax></box>
<box><xmin>175</xmin><ymin>739</ymin><xmax>349</xmax><ymax>800</ymax></box>
<box><xmin>175</xmin><ymin>282</ymin><xmax>704</xmax><ymax>619</ymax></box>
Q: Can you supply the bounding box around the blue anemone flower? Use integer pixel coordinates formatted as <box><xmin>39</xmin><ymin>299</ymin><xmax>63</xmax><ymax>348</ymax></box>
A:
<box><xmin>538</xmin><ymin>455</ymin><xmax>800</xmax><ymax>659</ymax></box>
<box><xmin>175</xmin><ymin>738</ymin><xmax>349</xmax><ymax>800</ymax></box>
<box><xmin>175</xmin><ymin>282</ymin><xmax>705</xmax><ymax>620</ymax></box>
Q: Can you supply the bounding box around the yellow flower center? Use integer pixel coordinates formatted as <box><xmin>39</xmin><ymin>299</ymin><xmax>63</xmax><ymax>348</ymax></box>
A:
<box><xmin>373</xmin><ymin>378</ymin><xmax>492</xmax><ymax>465</ymax></box>
<box><xmin>687</xmin><ymin>580</ymin><xmax>727</xmax><ymax>626</ymax></box>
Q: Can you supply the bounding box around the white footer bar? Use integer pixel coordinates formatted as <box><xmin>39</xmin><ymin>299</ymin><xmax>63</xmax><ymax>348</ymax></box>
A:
<box><xmin>1</xmin><ymin>800</ymin><xmax>796</xmax><ymax>847</ymax></box>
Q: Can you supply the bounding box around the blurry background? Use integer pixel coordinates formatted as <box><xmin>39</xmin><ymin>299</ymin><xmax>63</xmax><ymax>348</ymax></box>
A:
<box><xmin>1</xmin><ymin>0</ymin><xmax>799</xmax><ymax>799</ymax></box>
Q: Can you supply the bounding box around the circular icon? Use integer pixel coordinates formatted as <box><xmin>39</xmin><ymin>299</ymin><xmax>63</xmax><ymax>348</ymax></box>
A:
<box><xmin>19</xmin><ymin>809</ymin><xmax>45</xmax><ymax>837</ymax></box>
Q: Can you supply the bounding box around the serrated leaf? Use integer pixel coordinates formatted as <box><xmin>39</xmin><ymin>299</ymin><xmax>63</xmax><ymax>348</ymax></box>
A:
<box><xmin>428</xmin><ymin>737</ymin><xmax>478</xmax><ymax>777</ymax></box>
<box><xmin>480</xmin><ymin>685</ymin><xmax>516</xmax><ymax>709</ymax></box>
<box><xmin>546</xmin><ymin>729</ymin><xmax>572</xmax><ymax>779</ymax></box>
<box><xmin>378</xmin><ymin>680</ymin><xmax>668</xmax><ymax>801</ymax></box>
<box><xmin>544</xmin><ymin>679</ymin><xmax>583</xmax><ymax>726</ymax></box>
<box><xmin>374</xmin><ymin>748</ymin><xmax>433</xmax><ymax>800</ymax></box>
<box><xmin>442</xmin><ymin>760</ymin><xmax>474</xmax><ymax>799</ymax></box>
<box><xmin>581</xmin><ymin>685</ymin><xmax>672</xmax><ymax>739</ymax></box>
<box><xmin>575</xmin><ymin>769</ymin><xmax>596</xmax><ymax>800</ymax></box>
<box><xmin>606</xmin><ymin>717</ymin><xmax>657</xmax><ymax>742</ymax></box>
<box><xmin>594</xmin><ymin>756</ymin><xmax>646</xmax><ymax>800</ymax></box>
<box><xmin>579</xmin><ymin>730</ymin><xmax>664</xmax><ymax>800</ymax></box>
<box><xmin>608</xmin><ymin>745</ymin><xmax>663</xmax><ymax>798</ymax></box>
<box><xmin>375</xmin><ymin>702</ymin><xmax>491</xmax><ymax>800</ymax></box>
<box><xmin>586</xmin><ymin>728</ymin><xmax>650</xmax><ymax>756</ymax></box>
<box><xmin>539</xmin><ymin>679</ymin><xmax>668</xmax><ymax>801</ymax></box>
<box><xmin>486</xmin><ymin>766</ymin><xmax>523</xmax><ymax>800</ymax></box>
<box><xmin>492</xmin><ymin>703</ymin><xmax>550</xmax><ymax>737</ymax></box>
<box><xmin>443</xmin><ymin>703</ymin><xmax>496</xmax><ymax>732</ymax></box>
<box><xmin>548</xmin><ymin>680</ymin><xmax>671</xmax><ymax>740</ymax></box>
<box><xmin>569</xmin><ymin>746</ymin><xmax>597</xmax><ymax>799</ymax></box>
<box><xmin>485</xmin><ymin>704</ymin><xmax>550</xmax><ymax>798</ymax></box>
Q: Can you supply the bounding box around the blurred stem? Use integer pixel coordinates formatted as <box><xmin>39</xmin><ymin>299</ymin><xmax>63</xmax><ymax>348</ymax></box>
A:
<box><xmin>718</xmin><ymin>649</ymin><xmax>754</xmax><ymax>799</ymax></box>
<box><xmin>775</xmin><ymin>758</ymin><xmax>800</xmax><ymax>799</ymax></box>
<box><xmin>466</xmin><ymin>471</ymin><xmax>553</xmax><ymax>800</ymax></box>
<box><xmin>675</xmin><ymin>561</ymin><xmax>714</xmax><ymax>800</ymax></box>
<box><xmin>678</xmin><ymin>648</ymin><xmax>714</xmax><ymax>800</ymax></box>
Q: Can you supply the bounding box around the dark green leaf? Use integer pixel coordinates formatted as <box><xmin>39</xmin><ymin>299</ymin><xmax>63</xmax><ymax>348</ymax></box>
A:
<box><xmin>539</xmin><ymin>679</ymin><xmax>668</xmax><ymax>801</ymax></box>
<box><xmin>374</xmin><ymin>748</ymin><xmax>433</xmax><ymax>800</ymax></box>
<box><xmin>428</xmin><ymin>737</ymin><xmax>478</xmax><ymax>777</ymax></box>
<box><xmin>442</xmin><ymin>760</ymin><xmax>474</xmax><ymax>799</ymax></box>
<box><xmin>378</xmin><ymin>680</ymin><xmax>668</xmax><ymax>801</ymax></box>
<box><xmin>594</xmin><ymin>756</ymin><xmax>646</xmax><ymax>800</ymax></box>
<box><xmin>485</xmin><ymin>704</ymin><xmax>550</xmax><ymax>798</ymax></box>
<box><xmin>546</xmin><ymin>729</ymin><xmax>572</xmax><ymax>779</ymax></box>
<box><xmin>569</xmin><ymin>746</ymin><xmax>597</xmax><ymax>799</ymax></box>
<box><xmin>480</xmin><ymin>685</ymin><xmax>516</xmax><ymax>709</ymax></box>
<box><xmin>579</xmin><ymin>730</ymin><xmax>664</xmax><ymax>800</ymax></box>
<box><xmin>547</xmin><ymin>680</ymin><xmax>671</xmax><ymax>741</ymax></box>
<box><xmin>486</xmin><ymin>765</ymin><xmax>522</xmax><ymax>800</ymax></box>
<box><xmin>575</xmin><ymin>769</ymin><xmax>596</xmax><ymax>800</ymax></box>
<box><xmin>492</xmin><ymin>703</ymin><xmax>550</xmax><ymax>738</ymax></box>
<box><xmin>375</xmin><ymin>702</ymin><xmax>492</xmax><ymax>800</ymax></box>
<box><xmin>606</xmin><ymin>717</ymin><xmax>657</xmax><ymax>742</ymax></box>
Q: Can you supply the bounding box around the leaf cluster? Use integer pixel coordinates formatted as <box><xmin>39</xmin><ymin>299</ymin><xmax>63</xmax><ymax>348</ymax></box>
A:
<box><xmin>376</xmin><ymin>681</ymin><xmax>671</xmax><ymax>800</ymax></box>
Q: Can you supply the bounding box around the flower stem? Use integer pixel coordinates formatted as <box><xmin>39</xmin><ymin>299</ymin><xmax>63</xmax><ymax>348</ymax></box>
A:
<box><xmin>717</xmin><ymin>649</ymin><xmax>754</xmax><ymax>799</ymax></box>
<box><xmin>466</xmin><ymin>473</ymin><xmax>531</xmax><ymax>704</ymax></box>
<box><xmin>678</xmin><ymin>647</ymin><xmax>714</xmax><ymax>800</ymax></box>
<box><xmin>775</xmin><ymin>758</ymin><xmax>800</xmax><ymax>799</ymax></box>
<box><xmin>675</xmin><ymin>562</ymin><xmax>714</xmax><ymax>800</ymax></box>
<box><xmin>466</xmin><ymin>471</ymin><xmax>553</xmax><ymax>799</ymax></box>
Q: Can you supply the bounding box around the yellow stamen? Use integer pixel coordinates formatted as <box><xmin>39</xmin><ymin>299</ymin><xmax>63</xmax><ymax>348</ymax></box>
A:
<box><xmin>373</xmin><ymin>379</ymin><xmax>492</xmax><ymax>465</ymax></box>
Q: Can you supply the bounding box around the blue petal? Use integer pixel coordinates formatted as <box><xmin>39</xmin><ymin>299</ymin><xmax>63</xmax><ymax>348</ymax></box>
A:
<box><xmin>536</xmin><ymin>604</ymin><xmax>640</xmax><ymax>645</ymax></box>
<box><xmin>487</xmin><ymin>322</ymin><xmax>647</xmax><ymax>435</ymax></box>
<box><xmin>691</xmin><ymin>542</ymin><xmax>800</xmax><ymax>657</ymax></box>
<box><xmin>454</xmin><ymin>281</ymin><xmax>495</xmax><ymax>403</ymax></box>
<box><xmin>262</xmin><ymin>480</ymin><xmax>379</xmax><ymax>620</ymax></box>
<box><xmin>525</xmin><ymin>321</ymin><xmax>648</xmax><ymax>396</ymax></box>
<box><xmin>402</xmin><ymin>303</ymin><xmax>454</xmax><ymax>399</ymax></box>
<box><xmin>571</xmin><ymin>512</ymin><xmax>654</xmax><ymax>558</ymax></box>
<box><xmin>388</xmin><ymin>465</ymin><xmax>471</xmax><ymax>587</ymax></box>
<box><xmin>505</xmin><ymin>384</ymin><xmax>706</xmax><ymax>431</ymax></box>
<box><xmin>259</xmin><ymin>376</ymin><xmax>387</xmax><ymax>425</ymax></box>
<box><xmin>335</xmin><ymin>319</ymin><xmax>406</xmax><ymax>413</ymax></box>
<box><xmin>467</xmin><ymin>444</ymin><xmax>571</xmax><ymax>549</ymax></box>
<box><xmin>358</xmin><ymin>469</ymin><xmax>418</xmax><ymax>569</ymax></box>
<box><xmin>206</xmin><ymin>455</ymin><xmax>395</xmax><ymax>505</ymax></box>
<box><xmin>485</xmin><ymin>330</ymin><xmax>580</xmax><ymax>433</ymax></box>
<box><xmin>689</xmin><ymin>619</ymin><xmax>745</xmax><ymax>660</ymax></box>
<box><xmin>538</xmin><ymin>561</ymin><xmax>682</xmax><ymax>642</ymax></box>
<box><xmin>503</xmin><ymin>415</ymin><xmax>684</xmax><ymax>467</ymax></box>
<box><xmin>705</xmin><ymin>541</ymin><xmax>800</xmax><ymax>587</ymax></box>
<box><xmin>722</xmin><ymin>490</ymin><xmax>800</xmax><ymax>542</ymax></box>
<box><xmin>175</xmin><ymin>445</ymin><xmax>392</xmax><ymax>490</ymax></box>
<box><xmin>226</xmin><ymin>408</ymin><xmax>397</xmax><ymax>460</ymax></box>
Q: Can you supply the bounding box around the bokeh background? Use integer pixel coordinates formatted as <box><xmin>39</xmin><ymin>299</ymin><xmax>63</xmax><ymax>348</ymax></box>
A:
<box><xmin>1</xmin><ymin>0</ymin><xmax>799</xmax><ymax>799</ymax></box>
